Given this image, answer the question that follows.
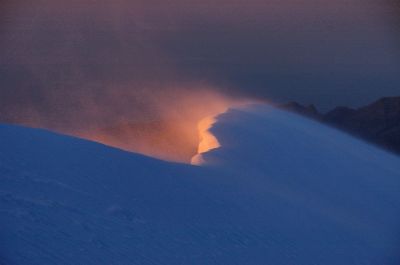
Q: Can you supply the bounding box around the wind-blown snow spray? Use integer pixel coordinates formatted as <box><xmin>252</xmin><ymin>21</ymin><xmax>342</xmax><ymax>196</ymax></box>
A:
<box><xmin>69</xmin><ymin>88</ymin><xmax>240</xmax><ymax>164</ymax></box>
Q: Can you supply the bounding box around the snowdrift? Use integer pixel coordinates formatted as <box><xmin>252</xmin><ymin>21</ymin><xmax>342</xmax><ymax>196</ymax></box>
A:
<box><xmin>1</xmin><ymin>104</ymin><xmax>400</xmax><ymax>265</ymax></box>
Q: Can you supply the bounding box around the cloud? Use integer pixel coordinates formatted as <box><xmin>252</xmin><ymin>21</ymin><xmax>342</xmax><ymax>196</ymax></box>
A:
<box><xmin>0</xmin><ymin>0</ymin><xmax>399</xmax><ymax>128</ymax></box>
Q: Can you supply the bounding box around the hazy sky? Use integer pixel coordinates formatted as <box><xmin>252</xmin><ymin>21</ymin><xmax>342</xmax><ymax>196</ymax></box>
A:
<box><xmin>1</xmin><ymin>0</ymin><xmax>400</xmax><ymax>129</ymax></box>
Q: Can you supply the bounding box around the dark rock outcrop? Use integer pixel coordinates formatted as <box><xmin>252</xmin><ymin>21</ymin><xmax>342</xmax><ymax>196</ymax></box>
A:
<box><xmin>280</xmin><ymin>96</ymin><xmax>400</xmax><ymax>155</ymax></box>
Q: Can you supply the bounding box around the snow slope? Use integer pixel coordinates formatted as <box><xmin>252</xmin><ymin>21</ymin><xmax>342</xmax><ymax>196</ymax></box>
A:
<box><xmin>1</xmin><ymin>104</ymin><xmax>400</xmax><ymax>265</ymax></box>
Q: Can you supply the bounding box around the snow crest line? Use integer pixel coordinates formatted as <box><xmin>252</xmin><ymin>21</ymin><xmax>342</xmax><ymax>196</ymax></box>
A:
<box><xmin>191</xmin><ymin>115</ymin><xmax>221</xmax><ymax>165</ymax></box>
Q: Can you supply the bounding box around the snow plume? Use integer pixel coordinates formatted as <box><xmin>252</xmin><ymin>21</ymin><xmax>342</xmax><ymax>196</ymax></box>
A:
<box><xmin>74</xmin><ymin>87</ymin><xmax>239</xmax><ymax>163</ymax></box>
<box><xmin>0</xmin><ymin>1</ymin><xmax>250</xmax><ymax>162</ymax></box>
<box><xmin>3</xmin><ymin>75</ymin><xmax>239</xmax><ymax>162</ymax></box>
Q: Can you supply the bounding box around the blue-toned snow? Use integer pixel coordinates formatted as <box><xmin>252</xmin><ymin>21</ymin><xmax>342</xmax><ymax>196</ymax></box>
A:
<box><xmin>1</xmin><ymin>105</ymin><xmax>400</xmax><ymax>264</ymax></box>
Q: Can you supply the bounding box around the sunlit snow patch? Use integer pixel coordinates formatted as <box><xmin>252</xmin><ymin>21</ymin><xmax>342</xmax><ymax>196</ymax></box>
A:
<box><xmin>191</xmin><ymin>115</ymin><xmax>221</xmax><ymax>165</ymax></box>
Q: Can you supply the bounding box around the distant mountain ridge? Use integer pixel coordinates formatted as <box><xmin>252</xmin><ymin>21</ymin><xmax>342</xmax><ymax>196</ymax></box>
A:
<box><xmin>281</xmin><ymin>96</ymin><xmax>400</xmax><ymax>155</ymax></box>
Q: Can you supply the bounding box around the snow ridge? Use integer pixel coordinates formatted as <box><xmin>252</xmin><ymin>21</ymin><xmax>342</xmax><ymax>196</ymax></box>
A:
<box><xmin>1</xmin><ymin>104</ymin><xmax>400</xmax><ymax>265</ymax></box>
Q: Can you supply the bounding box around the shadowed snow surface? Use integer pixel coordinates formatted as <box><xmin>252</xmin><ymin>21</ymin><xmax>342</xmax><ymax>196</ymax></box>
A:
<box><xmin>1</xmin><ymin>105</ymin><xmax>400</xmax><ymax>264</ymax></box>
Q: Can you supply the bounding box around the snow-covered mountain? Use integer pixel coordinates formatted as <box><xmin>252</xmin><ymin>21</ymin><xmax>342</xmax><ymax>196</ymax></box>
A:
<box><xmin>1</xmin><ymin>104</ymin><xmax>400</xmax><ymax>265</ymax></box>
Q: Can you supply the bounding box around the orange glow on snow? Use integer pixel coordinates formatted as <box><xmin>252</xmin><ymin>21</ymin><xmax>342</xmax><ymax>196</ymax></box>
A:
<box><xmin>191</xmin><ymin>116</ymin><xmax>220</xmax><ymax>165</ymax></box>
<box><xmin>197</xmin><ymin>116</ymin><xmax>220</xmax><ymax>154</ymax></box>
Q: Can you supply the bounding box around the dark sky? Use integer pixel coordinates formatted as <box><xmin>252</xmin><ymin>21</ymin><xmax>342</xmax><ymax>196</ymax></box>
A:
<box><xmin>1</xmin><ymin>0</ymin><xmax>400</xmax><ymax>130</ymax></box>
